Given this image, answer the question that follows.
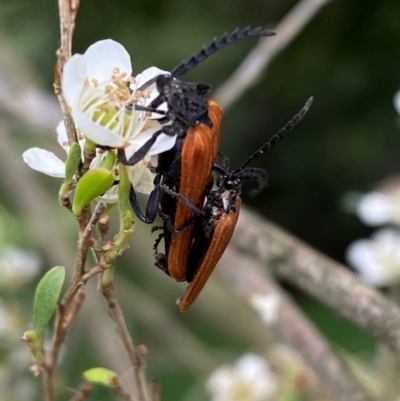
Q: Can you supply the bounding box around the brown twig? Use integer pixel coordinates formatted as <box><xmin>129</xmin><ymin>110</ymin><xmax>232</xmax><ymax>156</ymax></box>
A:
<box><xmin>112</xmin><ymin>377</ymin><xmax>137</xmax><ymax>401</ymax></box>
<box><xmin>68</xmin><ymin>382</ymin><xmax>94</xmax><ymax>401</ymax></box>
<box><xmin>55</xmin><ymin>0</ymin><xmax>80</xmax><ymax>147</ymax></box>
<box><xmin>214</xmin><ymin>0</ymin><xmax>331</xmax><ymax>110</ymax></box>
<box><xmin>43</xmin><ymin>203</ymin><xmax>106</xmax><ymax>400</ymax></box>
<box><xmin>101</xmin><ymin>281</ymin><xmax>150</xmax><ymax>401</ymax></box>
<box><xmin>62</xmin><ymin>288</ymin><xmax>86</xmax><ymax>332</ymax></box>
<box><xmin>231</xmin><ymin>207</ymin><xmax>400</xmax><ymax>358</ymax></box>
<box><xmin>149</xmin><ymin>382</ymin><xmax>160</xmax><ymax>401</ymax></box>
<box><xmin>76</xmin><ymin>202</ymin><xmax>106</xmax><ymax>275</ymax></box>
<box><xmin>220</xmin><ymin>249</ymin><xmax>375</xmax><ymax>401</ymax></box>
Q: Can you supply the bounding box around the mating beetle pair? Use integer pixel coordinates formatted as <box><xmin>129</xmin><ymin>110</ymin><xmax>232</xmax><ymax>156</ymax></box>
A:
<box><xmin>121</xmin><ymin>27</ymin><xmax>274</xmax><ymax>280</ymax></box>
<box><xmin>158</xmin><ymin>97</ymin><xmax>312</xmax><ymax>311</ymax></box>
<box><xmin>114</xmin><ymin>26</ymin><xmax>312</xmax><ymax>310</ymax></box>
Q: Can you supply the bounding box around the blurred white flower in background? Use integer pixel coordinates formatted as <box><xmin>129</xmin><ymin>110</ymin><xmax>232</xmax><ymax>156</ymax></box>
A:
<box><xmin>206</xmin><ymin>353</ymin><xmax>277</xmax><ymax>401</ymax></box>
<box><xmin>249</xmin><ymin>293</ymin><xmax>281</xmax><ymax>326</ymax></box>
<box><xmin>393</xmin><ymin>90</ymin><xmax>400</xmax><ymax>116</ymax></box>
<box><xmin>0</xmin><ymin>246</ymin><xmax>40</xmax><ymax>288</ymax></box>
<box><xmin>0</xmin><ymin>299</ymin><xmax>19</xmax><ymax>338</ymax></box>
<box><xmin>346</xmin><ymin>229</ymin><xmax>400</xmax><ymax>286</ymax></box>
<box><xmin>356</xmin><ymin>190</ymin><xmax>400</xmax><ymax>226</ymax></box>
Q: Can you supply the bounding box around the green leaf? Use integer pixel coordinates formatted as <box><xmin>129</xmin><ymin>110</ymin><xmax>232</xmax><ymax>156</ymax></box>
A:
<box><xmin>83</xmin><ymin>367</ymin><xmax>117</xmax><ymax>386</ymax></box>
<box><xmin>64</xmin><ymin>142</ymin><xmax>82</xmax><ymax>183</ymax></box>
<box><xmin>72</xmin><ymin>168</ymin><xmax>114</xmax><ymax>215</ymax></box>
<box><xmin>99</xmin><ymin>151</ymin><xmax>116</xmax><ymax>171</ymax></box>
<box><xmin>33</xmin><ymin>266</ymin><xmax>65</xmax><ymax>338</ymax></box>
<box><xmin>21</xmin><ymin>330</ymin><xmax>43</xmax><ymax>364</ymax></box>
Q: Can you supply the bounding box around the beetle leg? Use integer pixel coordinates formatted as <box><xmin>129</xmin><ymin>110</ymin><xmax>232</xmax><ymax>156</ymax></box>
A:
<box><xmin>151</xmin><ymin>225</ymin><xmax>164</xmax><ymax>233</ymax></box>
<box><xmin>118</xmin><ymin>131</ymin><xmax>161</xmax><ymax>166</ymax></box>
<box><xmin>154</xmin><ymin>253</ymin><xmax>170</xmax><ymax>274</ymax></box>
<box><xmin>134</xmin><ymin>105</ymin><xmax>168</xmax><ymax>115</ymax></box>
<box><xmin>153</xmin><ymin>232</ymin><xmax>164</xmax><ymax>254</ymax></box>
<box><xmin>129</xmin><ymin>184</ymin><xmax>160</xmax><ymax>224</ymax></box>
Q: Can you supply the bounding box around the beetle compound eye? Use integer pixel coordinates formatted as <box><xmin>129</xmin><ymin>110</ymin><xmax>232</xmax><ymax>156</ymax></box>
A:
<box><xmin>156</xmin><ymin>74</ymin><xmax>173</xmax><ymax>92</ymax></box>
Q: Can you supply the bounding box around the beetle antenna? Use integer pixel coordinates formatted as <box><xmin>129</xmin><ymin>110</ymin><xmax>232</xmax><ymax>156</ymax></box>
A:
<box><xmin>171</xmin><ymin>26</ymin><xmax>275</xmax><ymax>77</ymax></box>
<box><xmin>236</xmin><ymin>167</ymin><xmax>268</xmax><ymax>196</ymax></box>
<box><xmin>238</xmin><ymin>96</ymin><xmax>313</xmax><ymax>170</ymax></box>
<box><xmin>160</xmin><ymin>184</ymin><xmax>205</xmax><ymax>215</ymax></box>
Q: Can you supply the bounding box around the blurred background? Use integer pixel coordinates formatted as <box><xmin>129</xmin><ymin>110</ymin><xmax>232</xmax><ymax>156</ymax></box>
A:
<box><xmin>1</xmin><ymin>0</ymin><xmax>400</xmax><ymax>400</ymax></box>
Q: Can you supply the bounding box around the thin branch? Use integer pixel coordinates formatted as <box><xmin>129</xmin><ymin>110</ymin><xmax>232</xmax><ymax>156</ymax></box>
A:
<box><xmin>76</xmin><ymin>202</ymin><xmax>106</xmax><ymax>276</ymax></box>
<box><xmin>68</xmin><ymin>382</ymin><xmax>93</xmax><ymax>401</ymax></box>
<box><xmin>57</xmin><ymin>0</ymin><xmax>79</xmax><ymax>64</ymax></box>
<box><xmin>42</xmin><ymin>368</ymin><xmax>55</xmax><ymax>401</ymax></box>
<box><xmin>55</xmin><ymin>0</ymin><xmax>80</xmax><ymax>146</ymax></box>
<box><xmin>149</xmin><ymin>382</ymin><xmax>160</xmax><ymax>401</ymax></box>
<box><xmin>43</xmin><ymin>203</ymin><xmax>105</xmax><ymax>398</ymax></box>
<box><xmin>231</xmin><ymin>207</ymin><xmax>400</xmax><ymax>358</ymax></box>
<box><xmin>220</xmin><ymin>249</ymin><xmax>375</xmax><ymax>401</ymax></box>
<box><xmin>100</xmin><ymin>282</ymin><xmax>150</xmax><ymax>401</ymax></box>
<box><xmin>112</xmin><ymin>377</ymin><xmax>137</xmax><ymax>401</ymax></box>
<box><xmin>213</xmin><ymin>0</ymin><xmax>331</xmax><ymax>110</ymax></box>
<box><xmin>62</xmin><ymin>288</ymin><xmax>86</xmax><ymax>332</ymax></box>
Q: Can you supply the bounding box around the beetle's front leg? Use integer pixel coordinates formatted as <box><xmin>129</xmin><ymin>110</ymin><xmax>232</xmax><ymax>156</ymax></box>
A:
<box><xmin>129</xmin><ymin>183</ymin><xmax>160</xmax><ymax>224</ymax></box>
<box><xmin>118</xmin><ymin>125</ymin><xmax>177</xmax><ymax>167</ymax></box>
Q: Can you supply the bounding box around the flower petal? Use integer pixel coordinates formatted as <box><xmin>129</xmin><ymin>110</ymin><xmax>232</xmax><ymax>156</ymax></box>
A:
<box><xmin>23</xmin><ymin>148</ymin><xmax>65</xmax><ymax>178</ymax></box>
<box><xmin>85</xmin><ymin>39</ymin><xmax>132</xmax><ymax>82</ymax></box>
<box><xmin>134</xmin><ymin>67</ymin><xmax>170</xmax><ymax>118</ymax></box>
<box><xmin>127</xmin><ymin>161</ymin><xmax>155</xmax><ymax>195</ymax></box>
<box><xmin>62</xmin><ymin>53</ymin><xmax>87</xmax><ymax>110</ymax></box>
<box><xmin>73</xmin><ymin>111</ymin><xmax>126</xmax><ymax>147</ymax></box>
<box><xmin>147</xmin><ymin>130</ymin><xmax>177</xmax><ymax>155</ymax></box>
<box><xmin>135</xmin><ymin>66</ymin><xmax>170</xmax><ymax>89</ymax></box>
<box><xmin>57</xmin><ymin>121</ymin><xmax>68</xmax><ymax>149</ymax></box>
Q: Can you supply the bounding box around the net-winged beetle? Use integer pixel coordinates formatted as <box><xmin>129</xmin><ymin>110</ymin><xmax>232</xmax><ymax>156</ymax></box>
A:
<box><xmin>125</xmin><ymin>27</ymin><xmax>274</xmax><ymax>280</ymax></box>
<box><xmin>154</xmin><ymin>97</ymin><xmax>313</xmax><ymax>310</ymax></box>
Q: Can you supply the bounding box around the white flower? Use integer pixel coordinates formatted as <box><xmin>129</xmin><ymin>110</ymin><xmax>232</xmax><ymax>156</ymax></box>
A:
<box><xmin>394</xmin><ymin>90</ymin><xmax>400</xmax><ymax>115</ymax></box>
<box><xmin>346</xmin><ymin>228</ymin><xmax>400</xmax><ymax>286</ymax></box>
<box><xmin>206</xmin><ymin>354</ymin><xmax>277</xmax><ymax>401</ymax></box>
<box><xmin>0</xmin><ymin>246</ymin><xmax>40</xmax><ymax>288</ymax></box>
<box><xmin>62</xmin><ymin>39</ymin><xmax>176</xmax><ymax>160</ymax></box>
<box><xmin>249</xmin><ymin>294</ymin><xmax>281</xmax><ymax>326</ymax></box>
<box><xmin>23</xmin><ymin>121</ymin><xmax>156</xmax><ymax>198</ymax></box>
<box><xmin>356</xmin><ymin>192</ymin><xmax>400</xmax><ymax>226</ymax></box>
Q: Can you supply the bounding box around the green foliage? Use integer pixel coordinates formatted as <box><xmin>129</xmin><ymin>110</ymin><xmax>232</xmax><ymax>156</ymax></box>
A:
<box><xmin>72</xmin><ymin>168</ymin><xmax>114</xmax><ymax>215</ymax></box>
<box><xmin>83</xmin><ymin>367</ymin><xmax>117</xmax><ymax>386</ymax></box>
<box><xmin>33</xmin><ymin>266</ymin><xmax>65</xmax><ymax>339</ymax></box>
<box><xmin>100</xmin><ymin>151</ymin><xmax>116</xmax><ymax>171</ymax></box>
<box><xmin>64</xmin><ymin>142</ymin><xmax>82</xmax><ymax>183</ymax></box>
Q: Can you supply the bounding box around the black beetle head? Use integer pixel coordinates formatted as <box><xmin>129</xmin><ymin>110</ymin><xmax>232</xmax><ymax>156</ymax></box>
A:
<box><xmin>156</xmin><ymin>74</ymin><xmax>173</xmax><ymax>94</ymax></box>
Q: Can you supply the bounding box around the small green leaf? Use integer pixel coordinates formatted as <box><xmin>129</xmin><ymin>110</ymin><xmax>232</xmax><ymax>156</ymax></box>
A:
<box><xmin>21</xmin><ymin>330</ymin><xmax>43</xmax><ymax>364</ymax></box>
<box><xmin>64</xmin><ymin>142</ymin><xmax>82</xmax><ymax>183</ymax></box>
<box><xmin>72</xmin><ymin>168</ymin><xmax>114</xmax><ymax>215</ymax></box>
<box><xmin>100</xmin><ymin>151</ymin><xmax>116</xmax><ymax>171</ymax></box>
<box><xmin>83</xmin><ymin>367</ymin><xmax>117</xmax><ymax>386</ymax></box>
<box><xmin>33</xmin><ymin>266</ymin><xmax>65</xmax><ymax>338</ymax></box>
